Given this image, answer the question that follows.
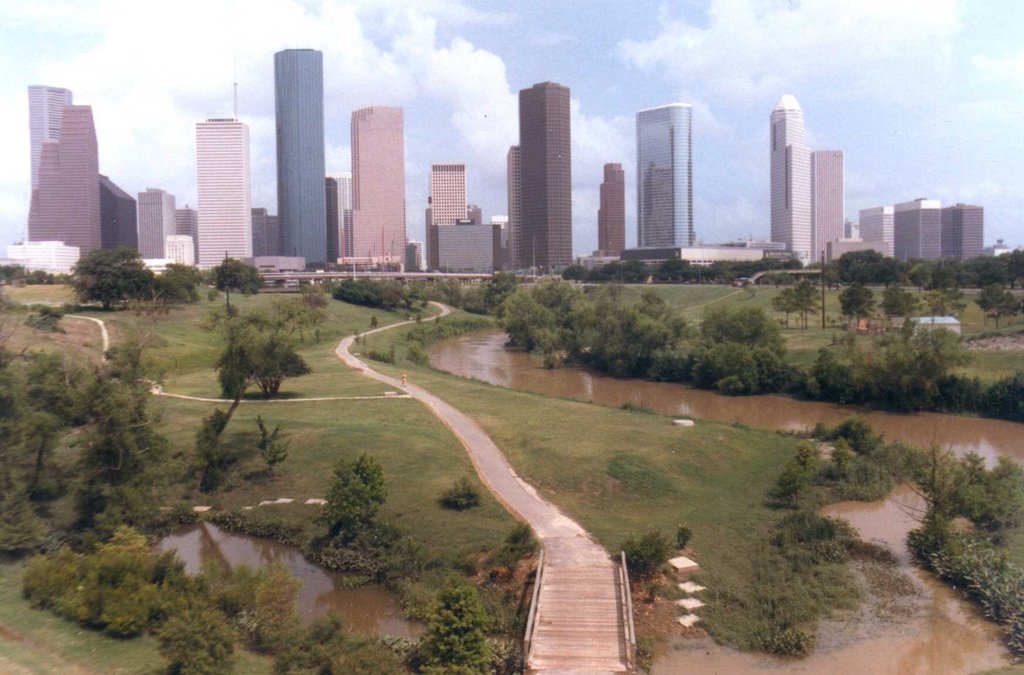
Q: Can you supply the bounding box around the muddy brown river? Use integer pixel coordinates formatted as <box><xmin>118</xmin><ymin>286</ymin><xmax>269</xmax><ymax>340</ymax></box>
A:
<box><xmin>430</xmin><ymin>331</ymin><xmax>1022</xmax><ymax>673</ymax></box>
<box><xmin>157</xmin><ymin>523</ymin><xmax>422</xmax><ymax>638</ymax></box>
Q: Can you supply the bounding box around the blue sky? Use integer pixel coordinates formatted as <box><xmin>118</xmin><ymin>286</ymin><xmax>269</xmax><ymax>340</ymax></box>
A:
<box><xmin>1</xmin><ymin>0</ymin><xmax>1021</xmax><ymax>255</ymax></box>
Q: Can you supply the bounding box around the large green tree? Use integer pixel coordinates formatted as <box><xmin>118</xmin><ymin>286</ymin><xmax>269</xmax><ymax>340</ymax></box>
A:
<box><xmin>318</xmin><ymin>453</ymin><xmax>387</xmax><ymax>540</ymax></box>
<box><xmin>881</xmin><ymin>286</ymin><xmax>919</xmax><ymax>320</ymax></box>
<box><xmin>838</xmin><ymin>283</ymin><xmax>875</xmax><ymax>321</ymax></box>
<box><xmin>72</xmin><ymin>247</ymin><xmax>154</xmax><ymax>309</ymax></box>
<box><xmin>212</xmin><ymin>257</ymin><xmax>261</xmax><ymax>311</ymax></box>
<box><xmin>418</xmin><ymin>579</ymin><xmax>491</xmax><ymax>674</ymax></box>
<box><xmin>975</xmin><ymin>283</ymin><xmax>1019</xmax><ymax>328</ymax></box>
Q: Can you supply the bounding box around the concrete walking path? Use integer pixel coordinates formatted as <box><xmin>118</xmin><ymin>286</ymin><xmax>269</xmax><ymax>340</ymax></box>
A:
<box><xmin>66</xmin><ymin>314</ymin><xmax>110</xmax><ymax>360</ymax></box>
<box><xmin>336</xmin><ymin>302</ymin><xmax>630</xmax><ymax>673</ymax></box>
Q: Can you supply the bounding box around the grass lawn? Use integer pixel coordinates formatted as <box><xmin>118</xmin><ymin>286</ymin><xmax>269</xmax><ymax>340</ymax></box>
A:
<box><xmin>1</xmin><ymin>284</ymin><xmax>75</xmax><ymax>305</ymax></box>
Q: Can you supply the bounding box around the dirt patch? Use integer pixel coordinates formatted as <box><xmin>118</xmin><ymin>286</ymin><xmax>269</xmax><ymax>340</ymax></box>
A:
<box><xmin>967</xmin><ymin>333</ymin><xmax>1024</xmax><ymax>352</ymax></box>
<box><xmin>0</xmin><ymin>623</ymin><xmax>25</xmax><ymax>641</ymax></box>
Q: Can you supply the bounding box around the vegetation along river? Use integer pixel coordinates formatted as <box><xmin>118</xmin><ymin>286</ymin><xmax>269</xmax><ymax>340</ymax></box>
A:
<box><xmin>430</xmin><ymin>330</ymin><xmax>1021</xmax><ymax>673</ymax></box>
<box><xmin>157</xmin><ymin>523</ymin><xmax>422</xmax><ymax>639</ymax></box>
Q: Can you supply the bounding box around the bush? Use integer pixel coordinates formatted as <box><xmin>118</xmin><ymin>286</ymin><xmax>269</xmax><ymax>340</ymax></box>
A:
<box><xmin>675</xmin><ymin>525</ymin><xmax>692</xmax><ymax>550</ymax></box>
<box><xmin>621</xmin><ymin>531</ymin><xmax>672</xmax><ymax>579</ymax></box>
<box><xmin>439</xmin><ymin>477</ymin><xmax>481</xmax><ymax>511</ymax></box>
<box><xmin>158</xmin><ymin>606</ymin><xmax>236</xmax><ymax>674</ymax></box>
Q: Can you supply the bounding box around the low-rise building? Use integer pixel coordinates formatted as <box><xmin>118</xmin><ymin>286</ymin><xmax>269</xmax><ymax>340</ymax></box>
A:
<box><xmin>621</xmin><ymin>246</ymin><xmax>764</xmax><ymax>266</ymax></box>
<box><xmin>826</xmin><ymin>239</ymin><xmax>889</xmax><ymax>262</ymax></box>
<box><xmin>165</xmin><ymin>235</ymin><xmax>195</xmax><ymax>266</ymax></box>
<box><xmin>6</xmin><ymin>240</ymin><xmax>80</xmax><ymax>274</ymax></box>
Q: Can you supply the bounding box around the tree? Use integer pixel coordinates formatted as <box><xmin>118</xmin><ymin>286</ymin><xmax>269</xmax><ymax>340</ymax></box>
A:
<box><xmin>838</xmin><ymin>283</ymin><xmax>875</xmax><ymax>321</ymax></box>
<box><xmin>881</xmin><ymin>286</ymin><xmax>919</xmax><ymax>320</ymax></box>
<box><xmin>923</xmin><ymin>288</ymin><xmax>966</xmax><ymax>317</ymax></box>
<box><xmin>772</xmin><ymin>288</ymin><xmax>799</xmax><ymax>328</ymax></box>
<box><xmin>153</xmin><ymin>263</ymin><xmax>203</xmax><ymax>305</ymax></box>
<box><xmin>212</xmin><ymin>304</ymin><xmax>312</xmax><ymax>400</ymax></box>
<box><xmin>256</xmin><ymin>415</ymin><xmax>289</xmax><ymax>476</ymax></box>
<box><xmin>418</xmin><ymin>579</ymin><xmax>491</xmax><ymax>674</ymax></box>
<box><xmin>72</xmin><ymin>247</ymin><xmax>155</xmax><ymax>309</ymax></box>
<box><xmin>769</xmin><ymin>442</ymin><xmax>821</xmax><ymax>507</ymax></box>
<box><xmin>976</xmin><ymin>283</ymin><xmax>1019</xmax><ymax>328</ymax></box>
<box><xmin>0</xmin><ymin>469</ymin><xmax>43</xmax><ymax>554</ymax></box>
<box><xmin>1006</xmin><ymin>250</ymin><xmax>1024</xmax><ymax>289</ymax></box>
<box><xmin>318</xmin><ymin>453</ymin><xmax>387</xmax><ymax>540</ymax></box>
<box><xmin>212</xmin><ymin>257</ymin><xmax>261</xmax><ymax>311</ymax></box>
<box><xmin>158</xmin><ymin>607</ymin><xmax>236</xmax><ymax>675</ymax></box>
<box><xmin>908</xmin><ymin>262</ymin><xmax>933</xmax><ymax>291</ymax></box>
<box><xmin>791</xmin><ymin>280</ymin><xmax>819</xmax><ymax>330</ymax></box>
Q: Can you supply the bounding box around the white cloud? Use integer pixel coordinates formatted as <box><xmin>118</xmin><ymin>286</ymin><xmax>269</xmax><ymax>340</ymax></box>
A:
<box><xmin>973</xmin><ymin>49</ymin><xmax>1024</xmax><ymax>86</ymax></box>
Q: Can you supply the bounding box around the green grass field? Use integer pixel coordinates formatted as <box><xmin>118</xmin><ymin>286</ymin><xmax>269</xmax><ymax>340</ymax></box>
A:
<box><xmin>1</xmin><ymin>284</ymin><xmax>75</xmax><ymax>305</ymax></box>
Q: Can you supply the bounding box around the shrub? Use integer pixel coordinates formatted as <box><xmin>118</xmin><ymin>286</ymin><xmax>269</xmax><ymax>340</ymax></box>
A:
<box><xmin>439</xmin><ymin>477</ymin><xmax>481</xmax><ymax>511</ymax></box>
<box><xmin>675</xmin><ymin>525</ymin><xmax>693</xmax><ymax>550</ymax></box>
<box><xmin>158</xmin><ymin>606</ymin><xmax>236</xmax><ymax>674</ymax></box>
<box><xmin>621</xmin><ymin>531</ymin><xmax>672</xmax><ymax>579</ymax></box>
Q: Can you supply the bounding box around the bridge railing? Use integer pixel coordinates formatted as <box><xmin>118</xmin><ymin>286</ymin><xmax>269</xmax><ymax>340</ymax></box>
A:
<box><xmin>619</xmin><ymin>551</ymin><xmax>637</xmax><ymax>672</ymax></box>
<box><xmin>522</xmin><ymin>547</ymin><xmax>546</xmax><ymax>665</ymax></box>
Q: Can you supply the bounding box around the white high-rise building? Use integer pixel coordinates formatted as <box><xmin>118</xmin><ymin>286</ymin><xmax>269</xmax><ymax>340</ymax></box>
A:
<box><xmin>138</xmin><ymin>188</ymin><xmax>177</xmax><ymax>258</ymax></box>
<box><xmin>195</xmin><ymin>118</ymin><xmax>252</xmax><ymax>268</ymax></box>
<box><xmin>770</xmin><ymin>95</ymin><xmax>811</xmax><ymax>264</ymax></box>
<box><xmin>336</xmin><ymin>172</ymin><xmax>353</xmax><ymax>258</ymax></box>
<box><xmin>429</xmin><ymin>164</ymin><xmax>467</xmax><ymax>227</ymax></box>
<box><xmin>28</xmin><ymin>85</ymin><xmax>73</xmax><ymax>190</ymax></box>
<box><xmin>165</xmin><ymin>235</ymin><xmax>195</xmax><ymax>266</ymax></box>
<box><xmin>636</xmin><ymin>103</ymin><xmax>694</xmax><ymax>247</ymax></box>
<box><xmin>858</xmin><ymin>206</ymin><xmax>894</xmax><ymax>257</ymax></box>
<box><xmin>811</xmin><ymin>150</ymin><xmax>843</xmax><ymax>260</ymax></box>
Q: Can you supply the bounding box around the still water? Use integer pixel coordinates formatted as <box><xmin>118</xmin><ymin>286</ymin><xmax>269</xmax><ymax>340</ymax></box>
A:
<box><xmin>430</xmin><ymin>331</ymin><xmax>1020</xmax><ymax>673</ymax></box>
<box><xmin>157</xmin><ymin>523</ymin><xmax>422</xmax><ymax>638</ymax></box>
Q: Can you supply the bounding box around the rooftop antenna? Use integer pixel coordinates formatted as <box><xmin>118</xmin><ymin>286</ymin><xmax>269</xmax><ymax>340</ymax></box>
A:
<box><xmin>232</xmin><ymin>56</ymin><xmax>238</xmax><ymax>119</ymax></box>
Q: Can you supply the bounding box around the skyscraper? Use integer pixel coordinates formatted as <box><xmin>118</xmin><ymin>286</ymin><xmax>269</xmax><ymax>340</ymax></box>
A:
<box><xmin>506</xmin><ymin>146</ymin><xmax>521</xmax><ymax>270</ymax></box>
<box><xmin>811</xmin><ymin>150</ymin><xmax>843</xmax><ymax>259</ymax></box>
<box><xmin>325</xmin><ymin>177</ymin><xmax>339</xmax><ymax>263</ymax></box>
<box><xmin>175</xmin><ymin>206</ymin><xmax>199</xmax><ymax>262</ymax></box>
<box><xmin>427</xmin><ymin>163</ymin><xmax>467</xmax><ymax>269</ymax></box>
<box><xmin>250</xmin><ymin>208</ymin><xmax>280</xmax><ymax>258</ymax></box>
<box><xmin>941</xmin><ymin>204</ymin><xmax>984</xmax><ymax>260</ymax></box>
<box><xmin>770</xmin><ymin>95</ymin><xmax>811</xmax><ymax>263</ymax></box>
<box><xmin>636</xmin><ymin>104</ymin><xmax>693</xmax><ymax>248</ymax></box>
<box><xmin>138</xmin><ymin>188</ymin><xmax>177</xmax><ymax>258</ymax></box>
<box><xmin>351</xmin><ymin>107</ymin><xmax>406</xmax><ymax>262</ymax></box>
<box><xmin>598</xmin><ymin>163</ymin><xmax>626</xmax><ymax>256</ymax></box>
<box><xmin>519</xmin><ymin>82</ymin><xmax>572</xmax><ymax>272</ymax></box>
<box><xmin>195</xmin><ymin>118</ymin><xmax>252</xmax><ymax>268</ymax></box>
<box><xmin>336</xmin><ymin>172</ymin><xmax>353</xmax><ymax>258</ymax></box>
<box><xmin>99</xmin><ymin>175</ymin><xmax>138</xmax><ymax>251</ymax></box>
<box><xmin>28</xmin><ymin>85</ymin><xmax>73</xmax><ymax>190</ymax></box>
<box><xmin>28</xmin><ymin>105</ymin><xmax>101</xmax><ymax>254</ymax></box>
<box><xmin>894</xmin><ymin>198</ymin><xmax>942</xmax><ymax>261</ymax></box>
<box><xmin>859</xmin><ymin>206</ymin><xmax>894</xmax><ymax>257</ymax></box>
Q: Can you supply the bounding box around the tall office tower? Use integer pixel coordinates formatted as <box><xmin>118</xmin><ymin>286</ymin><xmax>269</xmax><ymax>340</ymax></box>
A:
<box><xmin>175</xmin><ymin>206</ymin><xmax>199</xmax><ymax>262</ymax></box>
<box><xmin>336</xmin><ymin>172</ymin><xmax>353</xmax><ymax>258</ymax></box>
<box><xmin>893</xmin><ymin>198</ymin><xmax>942</xmax><ymax>261</ymax></box>
<box><xmin>506</xmin><ymin>146</ymin><xmax>521</xmax><ymax>269</ymax></box>
<box><xmin>274</xmin><ymin>49</ymin><xmax>326</xmax><ymax>265</ymax></box>
<box><xmin>250</xmin><ymin>208</ymin><xmax>280</xmax><ymax>258</ymax></box>
<box><xmin>325</xmin><ymin>177</ymin><xmax>339</xmax><ymax>263</ymax></box>
<box><xmin>405</xmin><ymin>240</ymin><xmax>423</xmax><ymax>271</ymax></box>
<box><xmin>195</xmin><ymin>118</ymin><xmax>252</xmax><ymax>268</ymax></box>
<box><xmin>598</xmin><ymin>163</ymin><xmax>625</xmax><ymax>255</ymax></box>
<box><xmin>636</xmin><ymin>104</ymin><xmax>693</xmax><ymax>248</ymax></box>
<box><xmin>137</xmin><ymin>188</ymin><xmax>177</xmax><ymax>258</ymax></box>
<box><xmin>99</xmin><ymin>174</ymin><xmax>138</xmax><ymax>250</ymax></box>
<box><xmin>858</xmin><ymin>206</ymin><xmax>894</xmax><ymax>256</ymax></box>
<box><xmin>941</xmin><ymin>204</ymin><xmax>984</xmax><ymax>260</ymax></box>
<box><xmin>770</xmin><ymin>95</ymin><xmax>811</xmax><ymax>263</ymax></box>
<box><xmin>811</xmin><ymin>150</ymin><xmax>844</xmax><ymax>259</ymax></box>
<box><xmin>28</xmin><ymin>86</ymin><xmax>73</xmax><ymax>190</ymax></box>
<box><xmin>351</xmin><ymin>107</ymin><xmax>406</xmax><ymax>262</ymax></box>
<box><xmin>519</xmin><ymin>82</ymin><xmax>572</xmax><ymax>272</ymax></box>
<box><xmin>28</xmin><ymin>105</ymin><xmax>101</xmax><ymax>254</ymax></box>
<box><xmin>427</xmin><ymin>164</ymin><xmax>467</xmax><ymax>269</ymax></box>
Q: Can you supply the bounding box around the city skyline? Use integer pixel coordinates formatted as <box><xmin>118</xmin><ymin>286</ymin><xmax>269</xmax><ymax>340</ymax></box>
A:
<box><xmin>1</xmin><ymin>1</ymin><xmax>1021</xmax><ymax>255</ymax></box>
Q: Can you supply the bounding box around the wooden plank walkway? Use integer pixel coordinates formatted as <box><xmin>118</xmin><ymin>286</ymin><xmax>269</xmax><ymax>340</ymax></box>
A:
<box><xmin>336</xmin><ymin>305</ymin><xmax>631</xmax><ymax>673</ymax></box>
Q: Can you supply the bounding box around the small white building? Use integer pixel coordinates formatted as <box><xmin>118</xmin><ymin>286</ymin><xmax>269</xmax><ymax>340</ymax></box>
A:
<box><xmin>142</xmin><ymin>258</ymin><xmax>175</xmax><ymax>273</ymax></box>
<box><xmin>6</xmin><ymin>241</ymin><xmax>80</xmax><ymax>274</ymax></box>
<box><xmin>165</xmin><ymin>235</ymin><xmax>195</xmax><ymax>266</ymax></box>
<box><xmin>912</xmin><ymin>316</ymin><xmax>961</xmax><ymax>335</ymax></box>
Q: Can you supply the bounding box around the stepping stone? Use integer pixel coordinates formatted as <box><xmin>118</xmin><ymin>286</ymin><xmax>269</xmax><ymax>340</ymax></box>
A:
<box><xmin>242</xmin><ymin>506</ymin><xmax>254</xmax><ymax>511</ymax></box>
<box><xmin>678</xmin><ymin>581</ymin><xmax>706</xmax><ymax>594</ymax></box>
<box><xmin>669</xmin><ymin>556</ymin><xmax>700</xmax><ymax>574</ymax></box>
<box><xmin>304</xmin><ymin>498</ymin><xmax>327</xmax><ymax>505</ymax></box>
<box><xmin>192</xmin><ymin>505</ymin><xmax>212</xmax><ymax>512</ymax></box>
<box><xmin>258</xmin><ymin>498</ymin><xmax>294</xmax><ymax>506</ymax></box>
<box><xmin>673</xmin><ymin>419</ymin><xmax>695</xmax><ymax>427</ymax></box>
<box><xmin>384</xmin><ymin>391</ymin><xmax>400</xmax><ymax>396</ymax></box>
<box><xmin>676</xmin><ymin>597</ymin><xmax>705</xmax><ymax>610</ymax></box>
<box><xmin>676</xmin><ymin>614</ymin><xmax>701</xmax><ymax>628</ymax></box>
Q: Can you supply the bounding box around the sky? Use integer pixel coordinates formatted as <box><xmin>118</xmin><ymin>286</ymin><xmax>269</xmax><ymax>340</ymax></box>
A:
<box><xmin>1</xmin><ymin>0</ymin><xmax>1022</xmax><ymax>256</ymax></box>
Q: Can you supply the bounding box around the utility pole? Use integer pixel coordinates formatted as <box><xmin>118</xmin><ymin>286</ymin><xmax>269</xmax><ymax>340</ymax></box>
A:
<box><xmin>820</xmin><ymin>250</ymin><xmax>826</xmax><ymax>330</ymax></box>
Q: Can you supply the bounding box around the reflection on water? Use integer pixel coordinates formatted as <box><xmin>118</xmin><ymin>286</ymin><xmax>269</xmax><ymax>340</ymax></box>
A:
<box><xmin>430</xmin><ymin>331</ymin><xmax>1024</xmax><ymax>464</ymax></box>
<box><xmin>157</xmin><ymin>523</ymin><xmax>421</xmax><ymax>638</ymax></box>
<box><xmin>431</xmin><ymin>331</ymin><xmax>1019</xmax><ymax>673</ymax></box>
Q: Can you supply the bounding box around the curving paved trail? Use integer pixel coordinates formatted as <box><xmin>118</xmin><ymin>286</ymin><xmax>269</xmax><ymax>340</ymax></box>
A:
<box><xmin>337</xmin><ymin>303</ymin><xmax>629</xmax><ymax>673</ymax></box>
<box><xmin>66</xmin><ymin>314</ymin><xmax>110</xmax><ymax>360</ymax></box>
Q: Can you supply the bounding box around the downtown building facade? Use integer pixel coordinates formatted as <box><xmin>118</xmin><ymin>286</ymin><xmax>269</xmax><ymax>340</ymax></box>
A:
<box><xmin>858</xmin><ymin>206</ymin><xmax>894</xmax><ymax>257</ymax></box>
<box><xmin>28</xmin><ymin>104</ymin><xmax>102</xmax><ymax>254</ymax></box>
<box><xmin>251</xmin><ymin>208</ymin><xmax>280</xmax><ymax>258</ymax></box>
<box><xmin>811</xmin><ymin>150</ymin><xmax>844</xmax><ymax>260</ymax></box>
<box><xmin>597</xmin><ymin>163</ymin><xmax>625</xmax><ymax>256</ymax></box>
<box><xmin>518</xmin><ymin>82</ymin><xmax>572</xmax><ymax>273</ymax></box>
<box><xmin>99</xmin><ymin>174</ymin><xmax>138</xmax><ymax>251</ymax></box>
<box><xmin>506</xmin><ymin>146</ymin><xmax>522</xmax><ymax>269</ymax></box>
<box><xmin>636</xmin><ymin>104</ymin><xmax>693</xmax><ymax>248</ymax></box>
<box><xmin>175</xmin><ymin>207</ymin><xmax>199</xmax><ymax>262</ymax></box>
<box><xmin>165</xmin><ymin>235</ymin><xmax>195</xmax><ymax>266</ymax></box>
<box><xmin>893</xmin><ymin>198</ymin><xmax>942</xmax><ymax>261</ymax></box>
<box><xmin>28</xmin><ymin>85</ymin><xmax>73</xmax><ymax>191</ymax></box>
<box><xmin>137</xmin><ymin>188</ymin><xmax>177</xmax><ymax>258</ymax></box>
<box><xmin>940</xmin><ymin>204</ymin><xmax>984</xmax><ymax>260</ymax></box>
<box><xmin>336</xmin><ymin>172</ymin><xmax>353</xmax><ymax>258</ymax></box>
<box><xmin>426</xmin><ymin>163</ymin><xmax>467</xmax><ymax>270</ymax></box>
<box><xmin>350</xmin><ymin>106</ymin><xmax>406</xmax><ymax>263</ymax></box>
<box><xmin>770</xmin><ymin>95</ymin><xmax>812</xmax><ymax>264</ymax></box>
<box><xmin>195</xmin><ymin>118</ymin><xmax>252</xmax><ymax>268</ymax></box>
<box><xmin>274</xmin><ymin>49</ymin><xmax>326</xmax><ymax>266</ymax></box>
<box><xmin>325</xmin><ymin>177</ymin><xmax>339</xmax><ymax>264</ymax></box>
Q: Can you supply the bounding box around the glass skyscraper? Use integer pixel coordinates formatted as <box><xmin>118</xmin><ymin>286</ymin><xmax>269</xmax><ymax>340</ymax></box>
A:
<box><xmin>274</xmin><ymin>49</ymin><xmax>326</xmax><ymax>266</ymax></box>
<box><xmin>770</xmin><ymin>95</ymin><xmax>811</xmax><ymax>263</ymax></box>
<box><xmin>636</xmin><ymin>104</ymin><xmax>693</xmax><ymax>248</ymax></box>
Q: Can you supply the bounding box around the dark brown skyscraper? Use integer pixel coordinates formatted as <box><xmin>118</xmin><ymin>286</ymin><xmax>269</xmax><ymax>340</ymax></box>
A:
<box><xmin>325</xmin><ymin>176</ymin><xmax>339</xmax><ymax>263</ymax></box>
<box><xmin>251</xmin><ymin>208</ymin><xmax>280</xmax><ymax>258</ymax></box>
<box><xmin>597</xmin><ymin>163</ymin><xmax>625</xmax><ymax>256</ymax></box>
<box><xmin>99</xmin><ymin>174</ymin><xmax>138</xmax><ymax>251</ymax></box>
<box><xmin>518</xmin><ymin>82</ymin><xmax>571</xmax><ymax>272</ymax></box>
<box><xmin>28</xmin><ymin>105</ymin><xmax>101</xmax><ymax>253</ymax></box>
